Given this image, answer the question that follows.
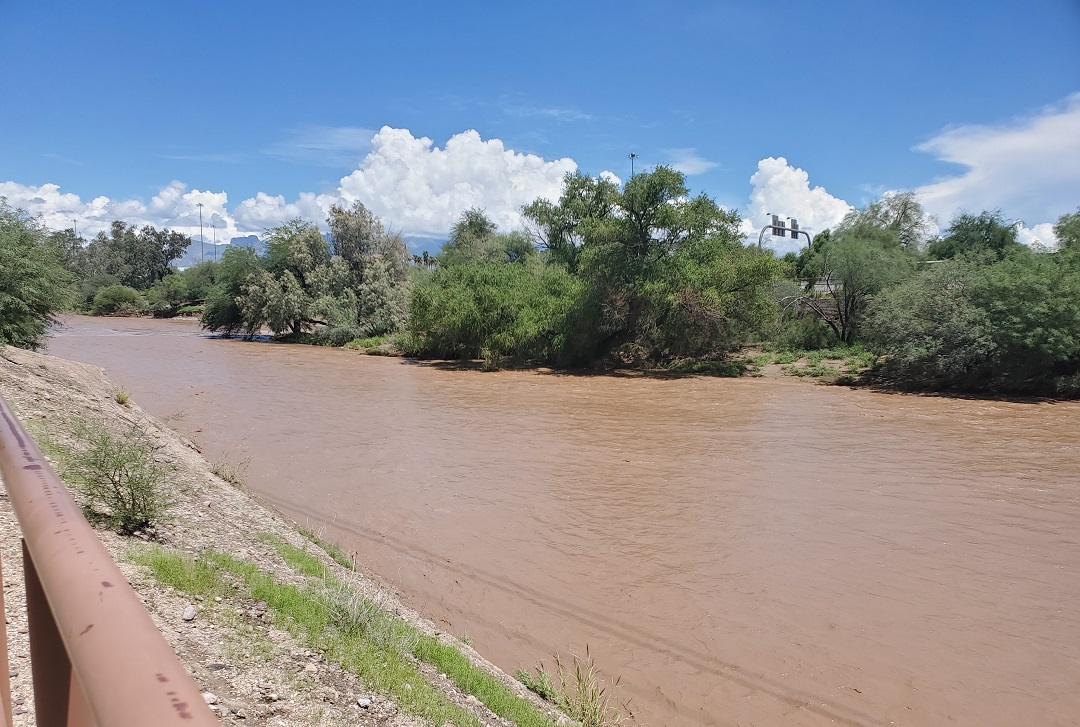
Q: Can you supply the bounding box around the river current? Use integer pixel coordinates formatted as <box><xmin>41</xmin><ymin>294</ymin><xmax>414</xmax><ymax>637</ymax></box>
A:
<box><xmin>46</xmin><ymin>316</ymin><xmax>1080</xmax><ymax>726</ymax></box>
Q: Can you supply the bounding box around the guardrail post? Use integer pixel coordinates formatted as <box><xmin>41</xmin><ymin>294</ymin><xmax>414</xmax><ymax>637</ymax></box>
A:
<box><xmin>24</xmin><ymin>541</ymin><xmax>94</xmax><ymax>727</ymax></box>
<box><xmin>0</xmin><ymin>551</ymin><xmax>11</xmax><ymax>727</ymax></box>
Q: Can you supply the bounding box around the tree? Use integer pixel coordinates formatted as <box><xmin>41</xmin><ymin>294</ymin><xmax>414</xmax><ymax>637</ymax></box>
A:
<box><xmin>522</xmin><ymin>166</ymin><xmax>782</xmax><ymax>366</ymax></box>
<box><xmin>0</xmin><ymin>201</ymin><xmax>74</xmax><ymax>348</ymax></box>
<box><xmin>523</xmin><ymin>172</ymin><xmax>620</xmax><ymax>271</ymax></box>
<box><xmin>78</xmin><ymin>221</ymin><xmax>191</xmax><ymax>290</ymax></box>
<box><xmin>326</xmin><ymin>201</ymin><xmax>412</xmax><ymax>335</ymax></box>
<box><xmin>793</xmin><ymin>232</ymin><xmax>915</xmax><ymax>342</ymax></box>
<box><xmin>201</xmin><ymin>246</ymin><xmax>262</xmax><ymax>336</ymax></box>
<box><xmin>1054</xmin><ymin>207</ymin><xmax>1080</xmax><ymax>251</ymax></box>
<box><xmin>866</xmin><ymin>248</ymin><xmax>1080</xmax><ymax>394</ymax></box>
<box><xmin>437</xmin><ymin>208</ymin><xmax>537</xmax><ymax>267</ymax></box>
<box><xmin>927</xmin><ymin>210</ymin><xmax>1020</xmax><ymax>260</ymax></box>
<box><xmin>837</xmin><ymin>191</ymin><xmax>935</xmax><ymax>249</ymax></box>
<box><xmin>408</xmin><ymin>261</ymin><xmax>580</xmax><ymax>363</ymax></box>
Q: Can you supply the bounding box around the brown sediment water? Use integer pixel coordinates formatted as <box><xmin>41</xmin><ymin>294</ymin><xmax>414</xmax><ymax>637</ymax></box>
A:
<box><xmin>45</xmin><ymin>315</ymin><xmax>1080</xmax><ymax>727</ymax></box>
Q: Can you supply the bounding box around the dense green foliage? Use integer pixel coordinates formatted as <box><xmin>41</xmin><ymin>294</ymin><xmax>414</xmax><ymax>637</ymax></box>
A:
<box><xmin>91</xmin><ymin>284</ymin><xmax>146</xmax><ymax>315</ymax></box>
<box><xmin>410</xmin><ymin>167</ymin><xmax>784</xmax><ymax>367</ymax></box>
<box><xmin>0</xmin><ymin>201</ymin><xmax>74</xmax><ymax>348</ymax></box>
<box><xmin>200</xmin><ymin>202</ymin><xmax>411</xmax><ymax>339</ymax></box>
<box><xmin>864</xmin><ymin>247</ymin><xmax>1080</xmax><ymax>394</ymax></box>
<box><xmin>67</xmin><ymin>220</ymin><xmax>191</xmax><ymax>295</ymax></box>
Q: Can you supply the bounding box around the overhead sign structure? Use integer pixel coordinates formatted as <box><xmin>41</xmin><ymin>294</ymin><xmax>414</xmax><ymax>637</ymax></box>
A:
<box><xmin>758</xmin><ymin>214</ymin><xmax>811</xmax><ymax>249</ymax></box>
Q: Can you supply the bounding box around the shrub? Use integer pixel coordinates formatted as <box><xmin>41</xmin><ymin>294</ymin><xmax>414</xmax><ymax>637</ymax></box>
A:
<box><xmin>91</xmin><ymin>284</ymin><xmax>146</xmax><ymax>315</ymax></box>
<box><xmin>0</xmin><ymin>201</ymin><xmax>74</xmax><ymax>348</ymax></box>
<box><xmin>60</xmin><ymin>420</ymin><xmax>175</xmax><ymax>533</ymax></box>
<box><xmin>310</xmin><ymin>324</ymin><xmax>363</xmax><ymax>347</ymax></box>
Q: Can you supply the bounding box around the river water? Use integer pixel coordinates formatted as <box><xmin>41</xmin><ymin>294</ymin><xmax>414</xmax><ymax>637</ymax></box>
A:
<box><xmin>45</xmin><ymin>316</ymin><xmax>1080</xmax><ymax>726</ymax></box>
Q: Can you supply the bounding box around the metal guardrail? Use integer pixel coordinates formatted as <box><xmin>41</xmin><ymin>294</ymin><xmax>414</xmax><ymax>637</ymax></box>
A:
<box><xmin>0</xmin><ymin>395</ymin><xmax>220</xmax><ymax>727</ymax></box>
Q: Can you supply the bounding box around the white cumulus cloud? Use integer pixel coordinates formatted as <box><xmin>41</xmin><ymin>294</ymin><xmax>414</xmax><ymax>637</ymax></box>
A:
<box><xmin>915</xmin><ymin>92</ymin><xmax>1080</xmax><ymax>240</ymax></box>
<box><xmin>336</xmin><ymin>127</ymin><xmax>577</xmax><ymax>237</ymax></box>
<box><xmin>745</xmin><ymin>157</ymin><xmax>853</xmax><ymax>253</ymax></box>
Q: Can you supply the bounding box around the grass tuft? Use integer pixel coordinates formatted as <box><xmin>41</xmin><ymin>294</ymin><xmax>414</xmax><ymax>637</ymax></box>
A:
<box><xmin>296</xmin><ymin>526</ymin><xmax>355</xmax><ymax>571</ymax></box>
<box><xmin>518</xmin><ymin>650</ymin><xmax>626</xmax><ymax>727</ymax></box>
<box><xmin>114</xmin><ymin>387</ymin><xmax>131</xmax><ymax>406</ymax></box>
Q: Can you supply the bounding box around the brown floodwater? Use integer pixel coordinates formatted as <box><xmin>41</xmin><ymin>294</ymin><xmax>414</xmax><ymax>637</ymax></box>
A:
<box><xmin>45</xmin><ymin>315</ymin><xmax>1080</xmax><ymax>726</ymax></box>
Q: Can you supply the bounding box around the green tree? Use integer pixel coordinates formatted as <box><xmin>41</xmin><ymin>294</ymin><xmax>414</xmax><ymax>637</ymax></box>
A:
<box><xmin>795</xmin><ymin>231</ymin><xmax>915</xmax><ymax>343</ymax></box>
<box><xmin>408</xmin><ymin>261</ymin><xmax>580</xmax><ymax>363</ymax></box>
<box><xmin>927</xmin><ymin>210</ymin><xmax>1020</xmax><ymax>260</ymax></box>
<box><xmin>523</xmin><ymin>172</ymin><xmax>620</xmax><ymax>272</ymax></box>
<box><xmin>524</xmin><ymin>166</ymin><xmax>782</xmax><ymax>366</ymax></box>
<box><xmin>327</xmin><ymin>201</ymin><xmax>412</xmax><ymax>334</ymax></box>
<box><xmin>201</xmin><ymin>246</ymin><xmax>262</xmax><ymax>337</ymax></box>
<box><xmin>0</xmin><ymin>201</ymin><xmax>74</xmax><ymax>348</ymax></box>
<box><xmin>1054</xmin><ymin>207</ymin><xmax>1080</xmax><ymax>250</ymax></box>
<box><xmin>836</xmin><ymin>191</ymin><xmax>934</xmax><ymax>249</ymax></box>
<box><xmin>437</xmin><ymin>208</ymin><xmax>537</xmax><ymax>267</ymax></box>
<box><xmin>866</xmin><ymin>248</ymin><xmax>1080</xmax><ymax>394</ymax></box>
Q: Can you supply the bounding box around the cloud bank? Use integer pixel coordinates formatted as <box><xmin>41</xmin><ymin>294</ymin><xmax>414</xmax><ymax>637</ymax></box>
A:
<box><xmin>915</xmin><ymin>93</ymin><xmax>1080</xmax><ymax>231</ymax></box>
<box><xmin>337</xmin><ymin>127</ymin><xmax>577</xmax><ymax>236</ymax></box>
<box><xmin>4</xmin><ymin>99</ymin><xmax>1075</xmax><ymax>253</ymax></box>
<box><xmin>1</xmin><ymin>127</ymin><xmax>578</xmax><ymax>245</ymax></box>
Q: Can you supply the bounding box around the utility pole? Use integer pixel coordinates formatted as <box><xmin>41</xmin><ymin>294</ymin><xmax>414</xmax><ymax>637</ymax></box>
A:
<box><xmin>628</xmin><ymin>152</ymin><xmax>638</xmax><ymax>178</ymax></box>
<box><xmin>212</xmin><ymin>223</ymin><xmax>217</xmax><ymax>261</ymax></box>
<box><xmin>72</xmin><ymin>219</ymin><xmax>77</xmax><ymax>239</ymax></box>
<box><xmin>197</xmin><ymin>203</ymin><xmax>204</xmax><ymax>263</ymax></box>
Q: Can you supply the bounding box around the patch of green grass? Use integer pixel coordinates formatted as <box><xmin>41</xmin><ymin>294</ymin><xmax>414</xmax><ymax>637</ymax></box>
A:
<box><xmin>772</xmin><ymin>350</ymin><xmax>800</xmax><ymax>365</ymax></box>
<box><xmin>132</xmin><ymin>547</ymin><xmax>228</xmax><ymax>597</ymax></box>
<box><xmin>137</xmin><ymin>542</ymin><xmax>559</xmax><ymax>727</ymax></box>
<box><xmin>295</xmin><ymin>527</ymin><xmax>355</xmax><ymax>571</ymax></box>
<box><xmin>258</xmin><ymin>533</ymin><xmax>327</xmax><ymax>577</ymax></box>
<box><xmin>345</xmin><ymin>334</ymin><xmax>388</xmax><ymax>350</ymax></box>
<box><xmin>258</xmin><ymin>533</ymin><xmax>559</xmax><ymax>727</ymax></box>
<box><xmin>114</xmin><ymin>387</ymin><xmax>131</xmax><ymax>406</ymax></box>
<box><xmin>143</xmin><ymin>545</ymin><xmax>478</xmax><ymax>726</ymax></box>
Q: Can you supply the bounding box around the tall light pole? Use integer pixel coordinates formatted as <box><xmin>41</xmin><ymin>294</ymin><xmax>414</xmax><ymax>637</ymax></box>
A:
<box><xmin>196</xmin><ymin>202</ymin><xmax>204</xmax><ymax>263</ymax></box>
<box><xmin>628</xmin><ymin>152</ymin><xmax>638</xmax><ymax>178</ymax></box>
<box><xmin>212</xmin><ymin>223</ymin><xmax>217</xmax><ymax>261</ymax></box>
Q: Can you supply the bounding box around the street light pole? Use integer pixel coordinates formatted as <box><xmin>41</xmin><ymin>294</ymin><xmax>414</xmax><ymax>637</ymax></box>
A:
<box><xmin>196</xmin><ymin>203</ymin><xmax>204</xmax><ymax>263</ymax></box>
<box><xmin>628</xmin><ymin>152</ymin><xmax>638</xmax><ymax>178</ymax></box>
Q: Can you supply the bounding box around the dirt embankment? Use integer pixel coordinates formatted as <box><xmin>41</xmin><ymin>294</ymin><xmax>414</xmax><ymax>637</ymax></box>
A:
<box><xmin>0</xmin><ymin>346</ymin><xmax>557</xmax><ymax>727</ymax></box>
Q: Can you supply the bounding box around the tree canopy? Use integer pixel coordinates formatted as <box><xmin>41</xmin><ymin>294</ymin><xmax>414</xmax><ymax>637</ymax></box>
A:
<box><xmin>0</xmin><ymin>201</ymin><xmax>74</xmax><ymax>348</ymax></box>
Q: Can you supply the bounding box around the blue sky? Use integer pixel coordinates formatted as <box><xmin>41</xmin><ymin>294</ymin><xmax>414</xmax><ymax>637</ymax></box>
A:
<box><xmin>1</xmin><ymin>0</ymin><xmax>1078</xmax><ymax>253</ymax></box>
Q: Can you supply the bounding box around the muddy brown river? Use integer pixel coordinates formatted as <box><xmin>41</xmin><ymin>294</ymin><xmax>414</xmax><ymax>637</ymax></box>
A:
<box><xmin>46</xmin><ymin>316</ymin><xmax>1080</xmax><ymax>726</ymax></box>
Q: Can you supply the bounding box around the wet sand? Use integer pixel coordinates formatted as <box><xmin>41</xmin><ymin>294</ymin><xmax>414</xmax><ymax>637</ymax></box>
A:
<box><xmin>47</xmin><ymin>316</ymin><xmax>1080</xmax><ymax>726</ymax></box>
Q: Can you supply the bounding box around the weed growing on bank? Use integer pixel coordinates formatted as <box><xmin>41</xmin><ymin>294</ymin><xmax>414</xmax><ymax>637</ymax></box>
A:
<box><xmin>517</xmin><ymin>650</ymin><xmax>627</xmax><ymax>727</ymax></box>
<box><xmin>114</xmin><ymin>386</ymin><xmax>131</xmax><ymax>406</ymax></box>
<box><xmin>210</xmin><ymin>456</ymin><xmax>246</xmax><ymax>487</ymax></box>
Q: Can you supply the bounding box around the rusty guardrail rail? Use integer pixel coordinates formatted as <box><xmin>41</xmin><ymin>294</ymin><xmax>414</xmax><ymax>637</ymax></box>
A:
<box><xmin>0</xmin><ymin>395</ymin><xmax>219</xmax><ymax>727</ymax></box>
